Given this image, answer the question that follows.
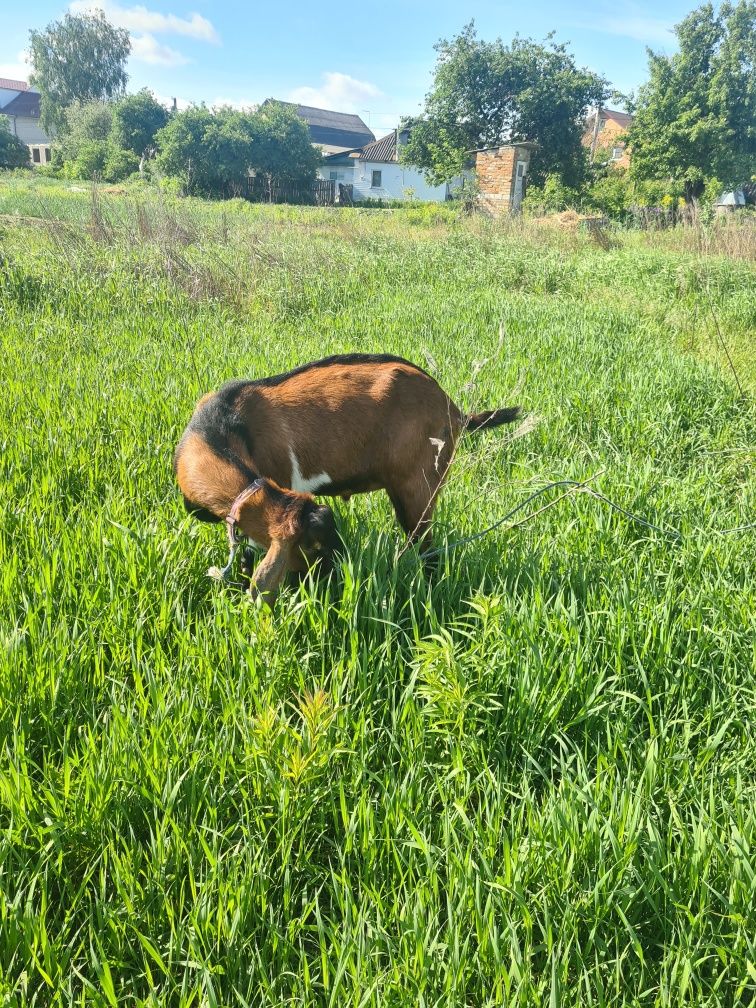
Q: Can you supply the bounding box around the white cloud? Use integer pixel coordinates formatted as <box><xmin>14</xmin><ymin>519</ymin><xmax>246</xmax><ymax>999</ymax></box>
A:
<box><xmin>70</xmin><ymin>1</ymin><xmax>219</xmax><ymax>42</ymax></box>
<box><xmin>289</xmin><ymin>72</ymin><xmax>383</xmax><ymax>114</ymax></box>
<box><xmin>0</xmin><ymin>50</ymin><xmax>32</xmax><ymax>83</ymax></box>
<box><xmin>598</xmin><ymin>14</ymin><xmax>674</xmax><ymax>44</ymax></box>
<box><xmin>130</xmin><ymin>32</ymin><xmax>190</xmax><ymax>66</ymax></box>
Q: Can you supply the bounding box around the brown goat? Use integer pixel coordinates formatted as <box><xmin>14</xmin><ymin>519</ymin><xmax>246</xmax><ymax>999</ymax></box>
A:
<box><xmin>174</xmin><ymin>354</ymin><xmax>520</xmax><ymax>601</ymax></box>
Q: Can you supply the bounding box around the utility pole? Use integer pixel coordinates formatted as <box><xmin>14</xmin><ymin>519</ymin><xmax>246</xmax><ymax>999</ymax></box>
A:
<box><xmin>590</xmin><ymin>105</ymin><xmax>602</xmax><ymax>163</ymax></box>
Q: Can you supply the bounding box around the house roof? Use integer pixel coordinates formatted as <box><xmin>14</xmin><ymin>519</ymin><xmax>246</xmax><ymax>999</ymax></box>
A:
<box><xmin>323</xmin><ymin>131</ymin><xmax>400</xmax><ymax>164</ymax></box>
<box><xmin>589</xmin><ymin>107</ymin><xmax>633</xmax><ymax>129</ymax></box>
<box><xmin>601</xmin><ymin>108</ymin><xmax>633</xmax><ymax>126</ymax></box>
<box><xmin>469</xmin><ymin>140</ymin><xmax>539</xmax><ymax>153</ymax></box>
<box><xmin>358</xmin><ymin>132</ymin><xmax>397</xmax><ymax>162</ymax></box>
<box><xmin>0</xmin><ymin>89</ymin><xmax>41</xmax><ymax>118</ymax></box>
<box><xmin>0</xmin><ymin>78</ymin><xmax>29</xmax><ymax>91</ymax></box>
<box><xmin>264</xmin><ymin>99</ymin><xmax>375</xmax><ymax>150</ymax></box>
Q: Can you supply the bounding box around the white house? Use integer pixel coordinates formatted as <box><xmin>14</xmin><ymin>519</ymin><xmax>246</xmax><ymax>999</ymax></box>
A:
<box><xmin>0</xmin><ymin>78</ymin><xmax>53</xmax><ymax>165</ymax></box>
<box><xmin>319</xmin><ymin>129</ymin><xmax>462</xmax><ymax>202</ymax></box>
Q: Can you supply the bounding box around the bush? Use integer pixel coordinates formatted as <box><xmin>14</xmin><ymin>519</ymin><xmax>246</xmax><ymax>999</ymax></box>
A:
<box><xmin>103</xmin><ymin>145</ymin><xmax>139</xmax><ymax>182</ymax></box>
<box><xmin>60</xmin><ymin>139</ymin><xmax>110</xmax><ymax>179</ymax></box>
<box><xmin>0</xmin><ymin>119</ymin><xmax>29</xmax><ymax>169</ymax></box>
<box><xmin>155</xmin><ymin>102</ymin><xmax>320</xmax><ymax>199</ymax></box>
<box><xmin>522</xmin><ymin>173</ymin><xmax>582</xmax><ymax>214</ymax></box>
<box><xmin>111</xmin><ymin>89</ymin><xmax>169</xmax><ymax>157</ymax></box>
<box><xmin>584</xmin><ymin>168</ymin><xmax>633</xmax><ymax>219</ymax></box>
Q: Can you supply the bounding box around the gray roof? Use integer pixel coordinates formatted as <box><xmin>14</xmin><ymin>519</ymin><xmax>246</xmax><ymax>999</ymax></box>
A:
<box><xmin>322</xmin><ymin>132</ymin><xmax>400</xmax><ymax>164</ymax></box>
<box><xmin>264</xmin><ymin>99</ymin><xmax>374</xmax><ymax>149</ymax></box>
<box><xmin>0</xmin><ymin>90</ymin><xmax>41</xmax><ymax>118</ymax></box>
<box><xmin>358</xmin><ymin>132</ymin><xmax>397</xmax><ymax>162</ymax></box>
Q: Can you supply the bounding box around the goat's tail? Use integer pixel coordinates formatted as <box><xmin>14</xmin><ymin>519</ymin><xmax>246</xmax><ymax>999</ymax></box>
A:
<box><xmin>464</xmin><ymin>406</ymin><xmax>521</xmax><ymax>434</ymax></box>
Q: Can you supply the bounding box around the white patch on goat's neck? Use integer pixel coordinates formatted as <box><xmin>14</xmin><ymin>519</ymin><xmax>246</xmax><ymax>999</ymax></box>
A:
<box><xmin>289</xmin><ymin>447</ymin><xmax>331</xmax><ymax>494</ymax></box>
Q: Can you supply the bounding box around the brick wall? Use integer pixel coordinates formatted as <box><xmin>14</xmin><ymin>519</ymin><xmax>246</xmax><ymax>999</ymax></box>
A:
<box><xmin>476</xmin><ymin>147</ymin><xmax>516</xmax><ymax>213</ymax></box>
<box><xmin>582</xmin><ymin>110</ymin><xmax>633</xmax><ymax>170</ymax></box>
<box><xmin>475</xmin><ymin>145</ymin><xmax>531</xmax><ymax>214</ymax></box>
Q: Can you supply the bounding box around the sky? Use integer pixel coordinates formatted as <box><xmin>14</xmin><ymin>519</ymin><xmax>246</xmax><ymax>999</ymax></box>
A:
<box><xmin>1</xmin><ymin>0</ymin><xmax>694</xmax><ymax>135</ymax></box>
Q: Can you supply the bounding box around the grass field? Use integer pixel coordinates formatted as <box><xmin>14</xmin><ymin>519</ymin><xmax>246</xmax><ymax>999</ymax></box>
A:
<box><xmin>0</xmin><ymin>175</ymin><xmax>755</xmax><ymax>1006</ymax></box>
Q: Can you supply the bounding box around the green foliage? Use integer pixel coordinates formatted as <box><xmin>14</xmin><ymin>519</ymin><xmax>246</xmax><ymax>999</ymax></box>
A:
<box><xmin>111</xmin><ymin>88</ymin><xmax>169</xmax><ymax>157</ymax></box>
<box><xmin>53</xmin><ymin>101</ymin><xmax>140</xmax><ymax>182</ymax></box>
<box><xmin>155</xmin><ymin>105</ymin><xmax>253</xmax><ymax>197</ymax></box>
<box><xmin>57</xmin><ymin>100</ymin><xmax>114</xmax><ymax>159</ymax></box>
<box><xmin>252</xmin><ymin>100</ymin><xmax>320</xmax><ymax>186</ymax></box>
<box><xmin>52</xmin><ymin>94</ymin><xmax>167</xmax><ymax>182</ymax></box>
<box><xmin>584</xmin><ymin>167</ymin><xmax>633</xmax><ymax>217</ymax></box>
<box><xmin>103</xmin><ymin>144</ymin><xmax>139</xmax><ymax>182</ymax></box>
<box><xmin>155</xmin><ymin>102</ymin><xmax>319</xmax><ymax>197</ymax></box>
<box><xmin>28</xmin><ymin>10</ymin><xmax>130</xmax><ymax>134</ymax></box>
<box><xmin>59</xmin><ymin>139</ymin><xmax>109</xmax><ymax>179</ymax></box>
<box><xmin>0</xmin><ymin>176</ymin><xmax>754</xmax><ymax>1005</ymax></box>
<box><xmin>522</xmin><ymin>173</ymin><xmax>582</xmax><ymax>213</ymax></box>
<box><xmin>0</xmin><ymin>117</ymin><xmax>28</xmax><ymax>169</ymax></box>
<box><xmin>581</xmin><ymin>169</ymin><xmax>686</xmax><ymax>219</ymax></box>
<box><xmin>402</xmin><ymin>23</ymin><xmax>608</xmax><ymax>187</ymax></box>
<box><xmin>629</xmin><ymin>0</ymin><xmax>756</xmax><ymax>199</ymax></box>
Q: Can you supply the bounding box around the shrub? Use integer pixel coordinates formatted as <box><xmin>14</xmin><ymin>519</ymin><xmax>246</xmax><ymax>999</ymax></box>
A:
<box><xmin>584</xmin><ymin>168</ymin><xmax>633</xmax><ymax>219</ymax></box>
<box><xmin>0</xmin><ymin>119</ymin><xmax>29</xmax><ymax>169</ymax></box>
<box><xmin>523</xmin><ymin>173</ymin><xmax>582</xmax><ymax>214</ymax></box>
<box><xmin>103</xmin><ymin>145</ymin><xmax>139</xmax><ymax>182</ymax></box>
<box><xmin>60</xmin><ymin>139</ymin><xmax>110</xmax><ymax>179</ymax></box>
<box><xmin>111</xmin><ymin>89</ymin><xmax>169</xmax><ymax>157</ymax></box>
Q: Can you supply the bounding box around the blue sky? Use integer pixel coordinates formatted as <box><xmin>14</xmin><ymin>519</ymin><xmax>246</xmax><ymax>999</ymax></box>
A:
<box><xmin>1</xmin><ymin>0</ymin><xmax>692</xmax><ymax>134</ymax></box>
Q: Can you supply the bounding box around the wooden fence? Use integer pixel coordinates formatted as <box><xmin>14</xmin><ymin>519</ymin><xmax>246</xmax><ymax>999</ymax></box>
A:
<box><xmin>245</xmin><ymin>178</ymin><xmax>354</xmax><ymax>206</ymax></box>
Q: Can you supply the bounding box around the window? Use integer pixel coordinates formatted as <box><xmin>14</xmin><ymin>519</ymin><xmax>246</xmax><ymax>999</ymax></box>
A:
<box><xmin>599</xmin><ymin>118</ymin><xmax>606</xmax><ymax>130</ymax></box>
<box><xmin>32</xmin><ymin>147</ymin><xmax>40</xmax><ymax>163</ymax></box>
<box><xmin>611</xmin><ymin>146</ymin><xmax>624</xmax><ymax>160</ymax></box>
<box><xmin>329</xmin><ymin>171</ymin><xmax>338</xmax><ymax>180</ymax></box>
<box><xmin>371</xmin><ymin>170</ymin><xmax>382</xmax><ymax>188</ymax></box>
<box><xmin>44</xmin><ymin>147</ymin><xmax>51</xmax><ymax>163</ymax></box>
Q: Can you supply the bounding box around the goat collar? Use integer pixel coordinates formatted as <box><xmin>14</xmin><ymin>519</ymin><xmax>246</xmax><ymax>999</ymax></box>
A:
<box><xmin>207</xmin><ymin>479</ymin><xmax>265</xmax><ymax>584</ymax></box>
<box><xmin>207</xmin><ymin>477</ymin><xmax>266</xmax><ymax>584</ymax></box>
<box><xmin>226</xmin><ymin>479</ymin><xmax>266</xmax><ymax>547</ymax></box>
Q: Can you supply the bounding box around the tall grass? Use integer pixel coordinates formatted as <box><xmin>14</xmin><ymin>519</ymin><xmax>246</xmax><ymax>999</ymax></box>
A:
<box><xmin>0</xmin><ymin>175</ymin><xmax>755</xmax><ymax>1006</ymax></box>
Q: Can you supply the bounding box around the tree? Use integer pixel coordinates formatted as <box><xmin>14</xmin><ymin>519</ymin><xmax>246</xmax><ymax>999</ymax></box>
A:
<box><xmin>155</xmin><ymin>105</ymin><xmax>254</xmax><ymax>196</ymax></box>
<box><xmin>628</xmin><ymin>1</ymin><xmax>756</xmax><ymax>200</ymax></box>
<box><xmin>0</xmin><ymin>117</ymin><xmax>29</xmax><ymax>169</ymax></box>
<box><xmin>155</xmin><ymin>102</ymin><xmax>321</xmax><ymax>198</ymax></box>
<box><xmin>56</xmin><ymin>100</ymin><xmax>114</xmax><ymax>160</ymax></box>
<box><xmin>402</xmin><ymin>24</ymin><xmax>608</xmax><ymax>187</ymax></box>
<box><xmin>111</xmin><ymin>89</ymin><xmax>169</xmax><ymax>158</ymax></box>
<box><xmin>29</xmin><ymin>10</ymin><xmax>130</xmax><ymax>134</ymax></box>
<box><xmin>251</xmin><ymin>101</ymin><xmax>320</xmax><ymax>188</ymax></box>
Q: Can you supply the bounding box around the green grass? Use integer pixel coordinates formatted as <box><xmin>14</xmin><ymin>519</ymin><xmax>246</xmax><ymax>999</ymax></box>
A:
<box><xmin>0</xmin><ymin>174</ymin><xmax>755</xmax><ymax>1006</ymax></box>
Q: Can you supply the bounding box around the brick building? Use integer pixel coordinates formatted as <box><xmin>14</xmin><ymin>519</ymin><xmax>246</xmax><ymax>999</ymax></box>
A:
<box><xmin>473</xmin><ymin>142</ymin><xmax>537</xmax><ymax>214</ymax></box>
<box><xmin>583</xmin><ymin>107</ymin><xmax>633</xmax><ymax>169</ymax></box>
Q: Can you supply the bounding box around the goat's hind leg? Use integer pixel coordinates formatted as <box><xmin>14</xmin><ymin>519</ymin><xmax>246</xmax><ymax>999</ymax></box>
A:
<box><xmin>389</xmin><ymin>434</ymin><xmax>456</xmax><ymax>567</ymax></box>
<box><xmin>389</xmin><ymin>478</ymin><xmax>445</xmax><ymax>564</ymax></box>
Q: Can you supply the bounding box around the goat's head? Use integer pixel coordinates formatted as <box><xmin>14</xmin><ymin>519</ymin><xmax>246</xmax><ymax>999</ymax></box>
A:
<box><xmin>245</xmin><ymin>492</ymin><xmax>340</xmax><ymax>603</ymax></box>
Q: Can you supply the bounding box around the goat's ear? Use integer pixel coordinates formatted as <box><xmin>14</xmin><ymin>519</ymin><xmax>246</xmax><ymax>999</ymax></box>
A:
<box><xmin>249</xmin><ymin>538</ymin><xmax>292</xmax><ymax>605</ymax></box>
<box><xmin>300</xmin><ymin>505</ymin><xmax>340</xmax><ymax>570</ymax></box>
<box><xmin>305</xmin><ymin>505</ymin><xmax>339</xmax><ymax>549</ymax></box>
